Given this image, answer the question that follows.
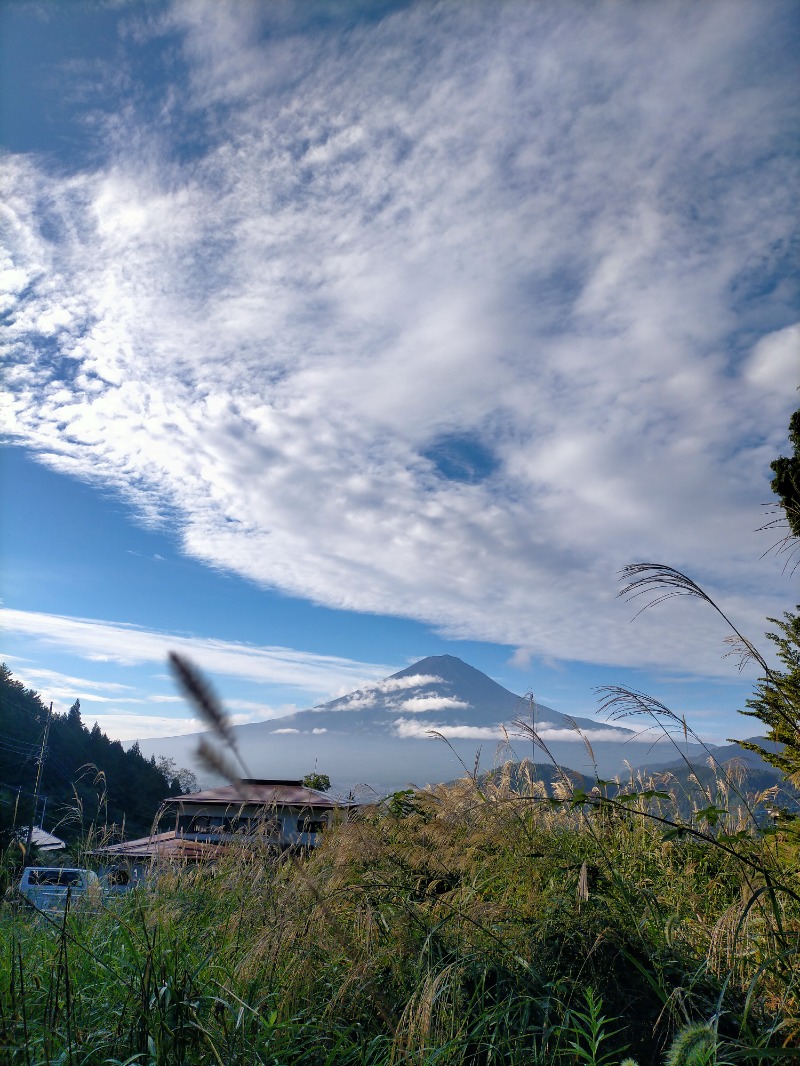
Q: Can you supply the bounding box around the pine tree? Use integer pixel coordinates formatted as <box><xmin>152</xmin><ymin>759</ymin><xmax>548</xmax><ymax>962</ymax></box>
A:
<box><xmin>738</xmin><ymin>406</ymin><xmax>800</xmax><ymax>783</ymax></box>
<box><xmin>770</xmin><ymin>407</ymin><xmax>800</xmax><ymax>537</ymax></box>
<box><xmin>739</xmin><ymin>610</ymin><xmax>800</xmax><ymax>783</ymax></box>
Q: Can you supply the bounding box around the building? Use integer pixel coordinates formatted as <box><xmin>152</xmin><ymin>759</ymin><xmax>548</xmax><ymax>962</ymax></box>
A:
<box><xmin>162</xmin><ymin>778</ymin><xmax>341</xmax><ymax>847</ymax></box>
<box><xmin>91</xmin><ymin>778</ymin><xmax>346</xmax><ymax>864</ymax></box>
<box><xmin>28</xmin><ymin>826</ymin><xmax>67</xmax><ymax>851</ymax></box>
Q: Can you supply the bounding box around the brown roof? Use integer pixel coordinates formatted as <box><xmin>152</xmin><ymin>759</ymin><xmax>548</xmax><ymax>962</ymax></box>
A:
<box><xmin>163</xmin><ymin>779</ymin><xmax>343</xmax><ymax>809</ymax></box>
<box><xmin>90</xmin><ymin>830</ymin><xmax>226</xmax><ymax>861</ymax></box>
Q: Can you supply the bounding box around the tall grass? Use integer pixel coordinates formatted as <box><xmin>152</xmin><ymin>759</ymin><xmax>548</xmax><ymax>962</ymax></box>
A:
<box><xmin>3</xmin><ymin>614</ymin><xmax>799</xmax><ymax>1064</ymax></box>
<box><xmin>1</xmin><ymin>756</ymin><xmax>798</xmax><ymax>1064</ymax></box>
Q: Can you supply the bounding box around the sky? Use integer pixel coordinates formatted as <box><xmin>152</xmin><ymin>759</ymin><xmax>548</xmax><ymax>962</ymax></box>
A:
<box><xmin>1</xmin><ymin>0</ymin><xmax>798</xmax><ymax>750</ymax></box>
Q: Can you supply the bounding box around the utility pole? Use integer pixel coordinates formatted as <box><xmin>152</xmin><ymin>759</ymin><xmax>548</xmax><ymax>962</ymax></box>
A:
<box><xmin>529</xmin><ymin>692</ymin><xmax>536</xmax><ymax>785</ymax></box>
<box><xmin>26</xmin><ymin>701</ymin><xmax>52</xmax><ymax>853</ymax></box>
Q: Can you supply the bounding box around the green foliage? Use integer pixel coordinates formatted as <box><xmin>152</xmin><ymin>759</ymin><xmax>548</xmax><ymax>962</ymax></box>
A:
<box><xmin>303</xmin><ymin>771</ymin><xmax>332</xmax><ymax>792</ymax></box>
<box><xmin>770</xmin><ymin>407</ymin><xmax>800</xmax><ymax>538</ymax></box>
<box><xmin>739</xmin><ymin>610</ymin><xmax>800</xmax><ymax>784</ymax></box>
<box><xmin>383</xmin><ymin>787</ymin><xmax>422</xmax><ymax>818</ymax></box>
<box><xmin>563</xmin><ymin>988</ymin><xmax>627</xmax><ymax>1065</ymax></box>
<box><xmin>737</xmin><ymin>405</ymin><xmax>800</xmax><ymax>784</ymax></box>
<box><xmin>156</xmin><ymin>755</ymin><xmax>200</xmax><ymax>795</ymax></box>
<box><xmin>0</xmin><ymin>664</ymin><xmax>171</xmax><ymax>841</ymax></box>
<box><xmin>664</xmin><ymin>1023</ymin><xmax>717</xmax><ymax>1066</ymax></box>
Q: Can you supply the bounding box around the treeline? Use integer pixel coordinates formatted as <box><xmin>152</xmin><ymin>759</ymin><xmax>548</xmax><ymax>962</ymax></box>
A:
<box><xmin>0</xmin><ymin>664</ymin><xmax>182</xmax><ymax>843</ymax></box>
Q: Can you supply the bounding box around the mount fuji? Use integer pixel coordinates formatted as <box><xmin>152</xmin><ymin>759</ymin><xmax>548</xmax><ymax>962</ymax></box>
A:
<box><xmin>139</xmin><ymin>655</ymin><xmax>703</xmax><ymax>794</ymax></box>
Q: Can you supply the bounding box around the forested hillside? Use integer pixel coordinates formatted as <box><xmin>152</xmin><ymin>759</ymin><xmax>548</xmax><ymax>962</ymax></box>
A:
<box><xmin>0</xmin><ymin>664</ymin><xmax>181</xmax><ymax>843</ymax></box>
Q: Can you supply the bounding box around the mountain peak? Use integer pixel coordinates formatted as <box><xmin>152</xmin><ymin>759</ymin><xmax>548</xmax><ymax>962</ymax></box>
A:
<box><xmin>391</xmin><ymin>655</ymin><xmax>524</xmax><ymax>706</ymax></box>
<box><xmin>391</xmin><ymin>654</ymin><xmax>469</xmax><ymax>677</ymax></box>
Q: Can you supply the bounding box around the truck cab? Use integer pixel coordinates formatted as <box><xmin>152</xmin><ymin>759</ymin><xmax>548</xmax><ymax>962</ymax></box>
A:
<box><xmin>18</xmin><ymin>867</ymin><xmax>100</xmax><ymax>911</ymax></box>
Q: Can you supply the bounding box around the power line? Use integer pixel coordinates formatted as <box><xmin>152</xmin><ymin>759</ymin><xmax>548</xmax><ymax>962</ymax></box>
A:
<box><xmin>0</xmin><ymin>779</ymin><xmax>39</xmax><ymax>799</ymax></box>
<box><xmin>0</xmin><ymin>737</ymin><xmax>42</xmax><ymax>758</ymax></box>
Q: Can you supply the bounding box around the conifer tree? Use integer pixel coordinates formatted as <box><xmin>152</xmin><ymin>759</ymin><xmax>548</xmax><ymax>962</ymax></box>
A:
<box><xmin>739</xmin><ymin>406</ymin><xmax>800</xmax><ymax>782</ymax></box>
<box><xmin>739</xmin><ymin>610</ymin><xmax>800</xmax><ymax>782</ymax></box>
<box><xmin>770</xmin><ymin>406</ymin><xmax>800</xmax><ymax>537</ymax></box>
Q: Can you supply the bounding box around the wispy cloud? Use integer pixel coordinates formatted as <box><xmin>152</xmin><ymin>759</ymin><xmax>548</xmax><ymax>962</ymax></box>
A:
<box><xmin>4</xmin><ymin>666</ymin><xmax>136</xmax><ymax>696</ymax></box>
<box><xmin>85</xmin><ymin>710</ymin><xmax>265</xmax><ymax>742</ymax></box>
<box><xmin>2</xmin><ymin>665</ymin><xmax>148</xmax><ymax>705</ymax></box>
<box><xmin>87</xmin><ymin>713</ymin><xmax>206</xmax><ymax>742</ymax></box>
<box><xmin>3</xmin><ymin>1</ymin><xmax>797</xmax><ymax>682</ymax></box>
<box><xmin>0</xmin><ymin>607</ymin><xmax>390</xmax><ymax>693</ymax></box>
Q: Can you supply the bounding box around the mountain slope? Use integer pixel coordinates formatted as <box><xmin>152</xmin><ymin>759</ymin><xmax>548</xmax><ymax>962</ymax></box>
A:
<box><xmin>140</xmin><ymin>655</ymin><xmax>705</xmax><ymax>792</ymax></box>
<box><xmin>225</xmin><ymin>653</ymin><xmax>626</xmax><ymax>739</ymax></box>
<box><xmin>644</xmin><ymin>737</ymin><xmax>785</xmax><ymax>775</ymax></box>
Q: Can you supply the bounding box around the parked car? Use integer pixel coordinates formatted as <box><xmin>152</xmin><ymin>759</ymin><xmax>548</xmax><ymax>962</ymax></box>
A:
<box><xmin>18</xmin><ymin>867</ymin><xmax>100</xmax><ymax>912</ymax></box>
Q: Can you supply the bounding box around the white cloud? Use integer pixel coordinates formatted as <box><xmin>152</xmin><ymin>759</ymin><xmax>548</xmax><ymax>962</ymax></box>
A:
<box><xmin>745</xmin><ymin>324</ymin><xmax>800</xmax><ymax>392</ymax></box>
<box><xmin>2</xmin><ymin>1</ymin><xmax>797</xmax><ymax>683</ymax></box>
<box><xmin>271</xmin><ymin>727</ymin><xmax>300</xmax><ymax>735</ymax></box>
<box><xmin>330</xmin><ymin>693</ymin><xmax>378</xmax><ymax>711</ymax></box>
<box><xmin>331</xmin><ymin>674</ymin><xmax>444</xmax><ymax>710</ymax></box>
<box><xmin>366</xmin><ymin>675</ymin><xmax>444</xmax><ymax>695</ymax></box>
<box><xmin>400</xmin><ymin>696</ymin><xmax>471</xmax><ymax>713</ymax></box>
<box><xmin>533</xmin><ymin>727</ymin><xmax>638</xmax><ymax>744</ymax></box>
<box><xmin>393</xmin><ymin>717</ymin><xmax>654</xmax><ymax>744</ymax></box>
<box><xmin>393</xmin><ymin>718</ymin><xmax>507</xmax><ymax>741</ymax></box>
<box><xmin>0</xmin><ymin>665</ymin><xmax>150</xmax><ymax>707</ymax></box>
<box><xmin>509</xmin><ymin>648</ymin><xmax>534</xmax><ymax>671</ymax></box>
<box><xmin>4</xmin><ymin>666</ymin><xmax>135</xmax><ymax>696</ymax></box>
<box><xmin>106</xmin><ymin>709</ymin><xmax>263</xmax><ymax>740</ymax></box>
<box><xmin>90</xmin><ymin>713</ymin><xmax>206</xmax><ymax>742</ymax></box>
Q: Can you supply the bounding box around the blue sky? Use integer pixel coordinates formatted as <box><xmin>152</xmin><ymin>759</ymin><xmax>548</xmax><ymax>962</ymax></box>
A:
<box><xmin>1</xmin><ymin>0</ymin><xmax>797</xmax><ymax>747</ymax></box>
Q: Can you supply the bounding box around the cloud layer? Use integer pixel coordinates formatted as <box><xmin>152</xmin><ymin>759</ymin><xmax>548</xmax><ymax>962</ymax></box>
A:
<box><xmin>392</xmin><ymin>718</ymin><xmax>633</xmax><ymax>742</ymax></box>
<box><xmin>3</xmin><ymin>1</ymin><xmax>798</xmax><ymax>680</ymax></box>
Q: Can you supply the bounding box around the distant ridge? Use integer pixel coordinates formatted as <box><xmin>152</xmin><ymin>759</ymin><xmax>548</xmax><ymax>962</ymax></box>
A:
<box><xmin>643</xmin><ymin>737</ymin><xmax>783</xmax><ymax>775</ymax></box>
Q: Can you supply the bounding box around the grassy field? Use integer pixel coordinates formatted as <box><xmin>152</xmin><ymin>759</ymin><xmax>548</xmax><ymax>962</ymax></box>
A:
<box><xmin>1</xmin><ymin>758</ymin><xmax>798</xmax><ymax>1065</ymax></box>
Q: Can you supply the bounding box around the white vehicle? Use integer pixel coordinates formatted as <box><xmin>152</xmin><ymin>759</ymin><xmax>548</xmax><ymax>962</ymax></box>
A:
<box><xmin>18</xmin><ymin>867</ymin><xmax>100</xmax><ymax>911</ymax></box>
